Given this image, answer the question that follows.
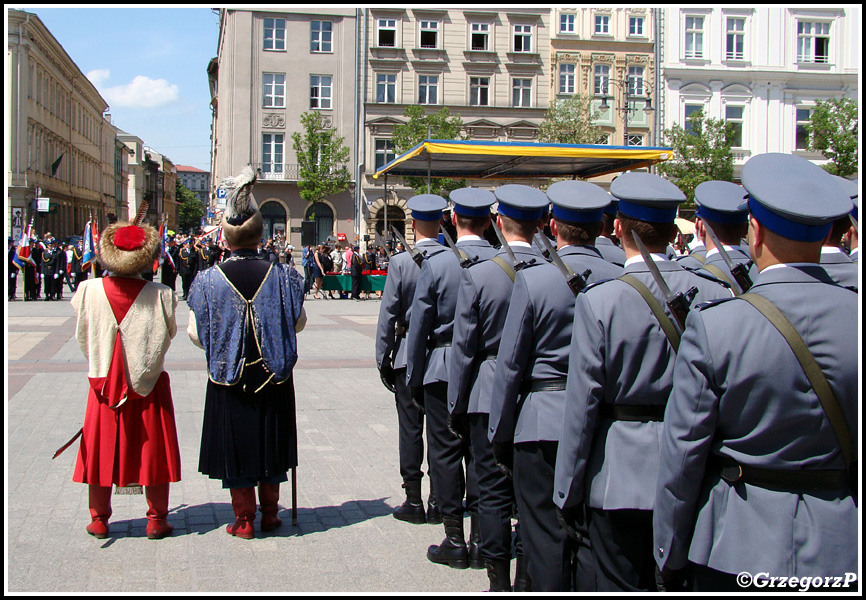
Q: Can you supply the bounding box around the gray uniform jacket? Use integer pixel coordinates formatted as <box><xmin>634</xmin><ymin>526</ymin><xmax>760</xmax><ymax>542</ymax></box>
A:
<box><xmin>697</xmin><ymin>246</ymin><xmax>759</xmax><ymax>290</ymax></box>
<box><xmin>653</xmin><ymin>265</ymin><xmax>858</xmax><ymax>576</ymax></box>
<box><xmin>676</xmin><ymin>243</ymin><xmax>707</xmax><ymax>270</ymax></box>
<box><xmin>489</xmin><ymin>246</ymin><xmax>623</xmax><ymax>446</ymax></box>
<box><xmin>448</xmin><ymin>245</ymin><xmax>543</xmax><ymax>416</ymax></box>
<box><xmin>375</xmin><ymin>239</ymin><xmax>446</xmax><ymax>371</ymax></box>
<box><xmin>553</xmin><ymin>259</ymin><xmax>730</xmax><ymax>512</ymax></box>
<box><xmin>406</xmin><ymin>238</ymin><xmax>496</xmax><ymax>387</ymax></box>
<box><xmin>849</xmin><ymin>248</ymin><xmax>858</xmax><ymax>263</ymax></box>
<box><xmin>594</xmin><ymin>236</ymin><xmax>626</xmax><ymax>267</ymax></box>
<box><xmin>819</xmin><ymin>249</ymin><xmax>858</xmax><ymax>288</ymax></box>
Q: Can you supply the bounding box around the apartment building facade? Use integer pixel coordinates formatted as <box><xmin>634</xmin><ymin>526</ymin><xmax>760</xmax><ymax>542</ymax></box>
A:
<box><xmin>661</xmin><ymin>7</ymin><xmax>859</xmax><ymax>178</ymax></box>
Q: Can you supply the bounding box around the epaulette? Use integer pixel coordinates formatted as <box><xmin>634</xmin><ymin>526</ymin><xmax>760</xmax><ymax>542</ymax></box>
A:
<box><xmin>686</xmin><ymin>268</ymin><xmax>733</xmax><ymax>289</ymax></box>
<box><xmin>694</xmin><ymin>296</ymin><xmax>737</xmax><ymax>311</ymax></box>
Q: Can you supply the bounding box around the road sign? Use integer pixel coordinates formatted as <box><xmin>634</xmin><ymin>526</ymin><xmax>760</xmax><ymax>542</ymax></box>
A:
<box><xmin>37</xmin><ymin>198</ymin><xmax>50</xmax><ymax>212</ymax></box>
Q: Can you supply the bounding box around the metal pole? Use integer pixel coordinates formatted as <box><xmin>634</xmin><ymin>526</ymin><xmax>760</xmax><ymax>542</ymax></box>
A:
<box><xmin>426</xmin><ymin>124</ymin><xmax>431</xmax><ymax>194</ymax></box>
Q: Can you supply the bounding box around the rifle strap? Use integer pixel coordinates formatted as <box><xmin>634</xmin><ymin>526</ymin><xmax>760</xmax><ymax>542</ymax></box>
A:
<box><xmin>491</xmin><ymin>256</ymin><xmax>516</xmax><ymax>283</ymax></box>
<box><xmin>703</xmin><ymin>264</ymin><xmax>737</xmax><ymax>294</ymax></box>
<box><xmin>619</xmin><ymin>274</ymin><xmax>680</xmax><ymax>353</ymax></box>
<box><xmin>739</xmin><ymin>293</ymin><xmax>853</xmax><ymax>473</ymax></box>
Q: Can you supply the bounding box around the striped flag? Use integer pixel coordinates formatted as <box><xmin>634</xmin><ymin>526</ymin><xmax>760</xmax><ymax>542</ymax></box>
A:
<box><xmin>81</xmin><ymin>219</ymin><xmax>96</xmax><ymax>270</ymax></box>
<box><xmin>14</xmin><ymin>221</ymin><xmax>36</xmax><ymax>269</ymax></box>
<box><xmin>160</xmin><ymin>223</ymin><xmax>175</xmax><ymax>269</ymax></box>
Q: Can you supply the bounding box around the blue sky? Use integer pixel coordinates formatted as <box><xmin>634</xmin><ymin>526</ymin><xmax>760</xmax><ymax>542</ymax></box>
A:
<box><xmin>26</xmin><ymin>7</ymin><xmax>219</xmax><ymax>171</ymax></box>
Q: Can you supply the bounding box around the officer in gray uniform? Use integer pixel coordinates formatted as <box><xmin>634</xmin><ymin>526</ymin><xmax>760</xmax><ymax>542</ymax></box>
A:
<box><xmin>818</xmin><ymin>175</ymin><xmax>858</xmax><ymax>287</ymax></box>
<box><xmin>406</xmin><ymin>188</ymin><xmax>497</xmax><ymax>569</ymax></box>
<box><xmin>654</xmin><ymin>153</ymin><xmax>857</xmax><ymax>591</ymax></box>
<box><xmin>552</xmin><ymin>172</ymin><xmax>731</xmax><ymax>592</ymax></box>
<box><xmin>594</xmin><ymin>198</ymin><xmax>626</xmax><ymax>267</ymax></box>
<box><xmin>676</xmin><ymin>221</ymin><xmax>708</xmax><ymax>269</ymax></box>
<box><xmin>691</xmin><ymin>180</ymin><xmax>759</xmax><ymax>292</ymax></box>
<box><xmin>448</xmin><ymin>185</ymin><xmax>547</xmax><ymax>591</ymax></box>
<box><xmin>376</xmin><ymin>195</ymin><xmax>448</xmax><ymax>526</ymax></box>
<box><xmin>489</xmin><ymin>181</ymin><xmax>624</xmax><ymax>592</ymax></box>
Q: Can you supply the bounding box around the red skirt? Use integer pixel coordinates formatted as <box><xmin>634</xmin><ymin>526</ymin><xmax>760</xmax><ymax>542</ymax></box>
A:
<box><xmin>73</xmin><ymin>371</ymin><xmax>182</xmax><ymax>487</ymax></box>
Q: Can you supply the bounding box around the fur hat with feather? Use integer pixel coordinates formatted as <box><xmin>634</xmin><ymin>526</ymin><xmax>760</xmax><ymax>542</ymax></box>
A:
<box><xmin>221</xmin><ymin>165</ymin><xmax>262</xmax><ymax>247</ymax></box>
<box><xmin>98</xmin><ymin>221</ymin><xmax>160</xmax><ymax>276</ymax></box>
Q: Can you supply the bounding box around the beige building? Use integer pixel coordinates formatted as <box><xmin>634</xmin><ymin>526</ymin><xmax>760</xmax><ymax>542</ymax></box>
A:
<box><xmin>209</xmin><ymin>8</ymin><xmax>359</xmax><ymax>248</ymax></box>
<box><xmin>7</xmin><ymin>9</ymin><xmax>118</xmax><ymax>239</ymax></box>
<box><xmin>360</xmin><ymin>8</ymin><xmax>552</xmax><ymax>244</ymax></box>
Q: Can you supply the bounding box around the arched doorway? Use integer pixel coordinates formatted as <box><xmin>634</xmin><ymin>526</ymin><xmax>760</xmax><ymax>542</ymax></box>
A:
<box><xmin>260</xmin><ymin>201</ymin><xmax>287</xmax><ymax>241</ymax></box>
<box><xmin>374</xmin><ymin>205</ymin><xmax>406</xmax><ymax>242</ymax></box>
<box><xmin>303</xmin><ymin>202</ymin><xmax>333</xmax><ymax>246</ymax></box>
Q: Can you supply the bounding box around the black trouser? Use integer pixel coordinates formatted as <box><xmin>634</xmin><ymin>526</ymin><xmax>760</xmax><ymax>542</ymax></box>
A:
<box><xmin>304</xmin><ymin>265</ymin><xmax>312</xmax><ymax>293</ymax></box>
<box><xmin>74</xmin><ymin>271</ymin><xmax>88</xmax><ymax>290</ymax></box>
<box><xmin>24</xmin><ymin>267</ymin><xmax>37</xmax><ymax>300</ymax></box>
<box><xmin>425</xmin><ymin>381</ymin><xmax>477</xmax><ymax>518</ymax></box>
<box><xmin>587</xmin><ymin>507</ymin><xmax>655</xmax><ymax>591</ymax></box>
<box><xmin>160</xmin><ymin>271</ymin><xmax>176</xmax><ymax>291</ymax></box>
<box><xmin>395</xmin><ymin>367</ymin><xmax>425</xmax><ymax>483</ymax></box>
<box><xmin>9</xmin><ymin>269</ymin><xmax>18</xmax><ymax>299</ymax></box>
<box><xmin>351</xmin><ymin>274</ymin><xmax>361</xmax><ymax>299</ymax></box>
<box><xmin>470</xmin><ymin>412</ymin><xmax>514</xmax><ymax>562</ymax></box>
<box><xmin>181</xmin><ymin>272</ymin><xmax>195</xmax><ymax>298</ymax></box>
<box><xmin>514</xmin><ymin>441</ymin><xmax>571</xmax><ymax>591</ymax></box>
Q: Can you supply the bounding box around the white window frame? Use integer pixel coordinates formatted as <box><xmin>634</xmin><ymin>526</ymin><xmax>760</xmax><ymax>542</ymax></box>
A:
<box><xmin>629</xmin><ymin>16</ymin><xmax>645</xmax><ymax>37</ymax></box>
<box><xmin>795</xmin><ymin>107</ymin><xmax>813</xmax><ymax>150</ymax></box>
<box><xmin>262</xmin><ymin>73</ymin><xmax>286</xmax><ymax>108</ymax></box>
<box><xmin>559</xmin><ymin>63</ymin><xmax>576</xmax><ymax>95</ymax></box>
<box><xmin>513</xmin><ymin>25</ymin><xmax>532</xmax><ymax>53</ymax></box>
<box><xmin>725</xmin><ymin>17</ymin><xmax>745</xmax><ymax>61</ymax></box>
<box><xmin>310</xmin><ymin>75</ymin><xmax>333</xmax><ymax>110</ymax></box>
<box><xmin>311</xmin><ymin>20</ymin><xmax>333</xmax><ymax>53</ymax></box>
<box><xmin>512</xmin><ymin>78</ymin><xmax>532</xmax><ymax>108</ymax></box>
<box><xmin>470</xmin><ymin>22</ymin><xmax>490</xmax><ymax>51</ymax></box>
<box><xmin>469</xmin><ymin>76</ymin><xmax>490</xmax><ymax>106</ymax></box>
<box><xmin>263</xmin><ymin>18</ymin><xmax>286</xmax><ymax>51</ymax></box>
<box><xmin>725</xmin><ymin>104</ymin><xmax>745</xmax><ymax>147</ymax></box>
<box><xmin>376</xmin><ymin>73</ymin><xmax>397</xmax><ymax>104</ymax></box>
<box><xmin>594</xmin><ymin>14</ymin><xmax>611</xmax><ymax>35</ymax></box>
<box><xmin>684</xmin><ymin>16</ymin><xmax>705</xmax><ymax>59</ymax></box>
<box><xmin>418</xmin><ymin>75</ymin><xmax>439</xmax><ymax>105</ymax></box>
<box><xmin>797</xmin><ymin>21</ymin><xmax>831</xmax><ymax>64</ymax></box>
<box><xmin>560</xmin><ymin>13</ymin><xmax>576</xmax><ymax>34</ymax></box>
<box><xmin>594</xmin><ymin>64</ymin><xmax>610</xmax><ymax>96</ymax></box>
<box><xmin>377</xmin><ymin>18</ymin><xmax>398</xmax><ymax>48</ymax></box>
<box><xmin>626</xmin><ymin>134</ymin><xmax>644</xmax><ymax>147</ymax></box>
<box><xmin>262</xmin><ymin>133</ymin><xmax>284</xmax><ymax>176</ymax></box>
<box><xmin>684</xmin><ymin>103</ymin><xmax>705</xmax><ymax>135</ymax></box>
<box><xmin>374</xmin><ymin>139</ymin><xmax>396</xmax><ymax>171</ymax></box>
<box><xmin>627</xmin><ymin>66</ymin><xmax>644</xmax><ymax>96</ymax></box>
<box><xmin>419</xmin><ymin>20</ymin><xmax>439</xmax><ymax>49</ymax></box>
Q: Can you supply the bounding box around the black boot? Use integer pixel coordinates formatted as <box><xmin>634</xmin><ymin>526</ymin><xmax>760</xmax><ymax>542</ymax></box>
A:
<box><xmin>485</xmin><ymin>559</ymin><xmax>513</xmax><ymax>592</ymax></box>
<box><xmin>427</xmin><ymin>515</ymin><xmax>469</xmax><ymax>569</ymax></box>
<box><xmin>392</xmin><ymin>479</ymin><xmax>426</xmax><ymax>524</ymax></box>
<box><xmin>513</xmin><ymin>554</ymin><xmax>532</xmax><ymax>592</ymax></box>
<box><xmin>426</xmin><ymin>488</ymin><xmax>443</xmax><ymax>525</ymax></box>
<box><xmin>468</xmin><ymin>513</ymin><xmax>484</xmax><ymax>569</ymax></box>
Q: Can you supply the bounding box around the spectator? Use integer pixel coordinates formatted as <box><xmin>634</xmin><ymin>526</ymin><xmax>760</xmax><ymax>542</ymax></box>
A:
<box><xmin>285</xmin><ymin>244</ymin><xmax>295</xmax><ymax>268</ymax></box>
<box><xmin>350</xmin><ymin>245</ymin><xmax>364</xmax><ymax>301</ymax></box>
<box><xmin>301</xmin><ymin>245</ymin><xmax>313</xmax><ymax>295</ymax></box>
<box><xmin>312</xmin><ymin>244</ymin><xmax>326</xmax><ymax>299</ymax></box>
<box><xmin>343</xmin><ymin>244</ymin><xmax>354</xmax><ymax>275</ymax></box>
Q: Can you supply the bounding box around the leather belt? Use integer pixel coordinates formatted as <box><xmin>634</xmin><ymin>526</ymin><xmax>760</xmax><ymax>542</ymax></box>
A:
<box><xmin>599</xmin><ymin>404</ymin><xmax>666</xmax><ymax>422</ymax></box>
<box><xmin>709</xmin><ymin>455</ymin><xmax>848</xmax><ymax>492</ymax></box>
<box><xmin>519</xmin><ymin>378</ymin><xmax>567</xmax><ymax>395</ymax></box>
<box><xmin>427</xmin><ymin>338</ymin><xmax>452</xmax><ymax>350</ymax></box>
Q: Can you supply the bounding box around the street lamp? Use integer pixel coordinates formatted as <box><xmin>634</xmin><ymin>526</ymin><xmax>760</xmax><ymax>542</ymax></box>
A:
<box><xmin>598</xmin><ymin>77</ymin><xmax>654</xmax><ymax>147</ymax></box>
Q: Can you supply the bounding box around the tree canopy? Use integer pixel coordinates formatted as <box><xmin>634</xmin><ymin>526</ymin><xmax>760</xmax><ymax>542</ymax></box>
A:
<box><xmin>538</xmin><ymin>94</ymin><xmax>605</xmax><ymax>145</ymax></box>
<box><xmin>176</xmin><ymin>179</ymin><xmax>205</xmax><ymax>233</ymax></box>
<box><xmin>806</xmin><ymin>97</ymin><xmax>858</xmax><ymax>177</ymax></box>
<box><xmin>291</xmin><ymin>111</ymin><xmax>352</xmax><ymax>204</ymax></box>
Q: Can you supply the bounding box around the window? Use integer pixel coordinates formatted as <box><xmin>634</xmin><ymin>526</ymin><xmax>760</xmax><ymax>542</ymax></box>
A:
<box><xmin>310</xmin><ymin>75</ymin><xmax>332</xmax><ymax>109</ymax></box>
<box><xmin>626</xmin><ymin>134</ymin><xmax>644</xmax><ymax>147</ymax></box>
<box><xmin>629</xmin><ymin>16</ymin><xmax>645</xmax><ymax>36</ymax></box>
<box><xmin>311</xmin><ymin>20</ymin><xmax>333</xmax><ymax>53</ymax></box>
<box><xmin>797</xmin><ymin>21</ymin><xmax>830</xmax><ymax>63</ymax></box>
<box><xmin>559</xmin><ymin>64</ymin><xmax>576</xmax><ymax>94</ymax></box>
<box><xmin>378</xmin><ymin>19</ymin><xmax>397</xmax><ymax>47</ymax></box>
<box><xmin>263</xmin><ymin>73</ymin><xmax>286</xmax><ymax>108</ymax></box>
<box><xmin>594</xmin><ymin>64</ymin><xmax>610</xmax><ymax>96</ymax></box>
<box><xmin>595</xmin><ymin>14</ymin><xmax>610</xmax><ymax>35</ymax></box>
<box><xmin>685</xmin><ymin>104</ymin><xmax>704</xmax><ymax>135</ymax></box>
<box><xmin>418</xmin><ymin>75</ymin><xmax>439</xmax><ymax>104</ymax></box>
<box><xmin>796</xmin><ymin>108</ymin><xmax>812</xmax><ymax>150</ymax></box>
<box><xmin>420</xmin><ymin>20</ymin><xmax>439</xmax><ymax>48</ymax></box>
<box><xmin>685</xmin><ymin>16</ymin><xmax>704</xmax><ymax>59</ymax></box>
<box><xmin>725</xmin><ymin>105</ymin><xmax>744</xmax><ymax>147</ymax></box>
<box><xmin>512</xmin><ymin>78</ymin><xmax>532</xmax><ymax>107</ymax></box>
<box><xmin>470</xmin><ymin>77</ymin><xmax>490</xmax><ymax>106</ymax></box>
<box><xmin>471</xmin><ymin>23</ymin><xmax>489</xmax><ymax>51</ymax></box>
<box><xmin>262</xmin><ymin>134</ymin><xmax>284</xmax><ymax>175</ymax></box>
<box><xmin>376</xmin><ymin>73</ymin><xmax>396</xmax><ymax>104</ymax></box>
<box><xmin>264</xmin><ymin>18</ymin><xmax>286</xmax><ymax>51</ymax></box>
<box><xmin>513</xmin><ymin>25</ymin><xmax>532</xmax><ymax>52</ymax></box>
<box><xmin>726</xmin><ymin>17</ymin><xmax>745</xmax><ymax>60</ymax></box>
<box><xmin>375</xmin><ymin>139</ymin><xmax>396</xmax><ymax>171</ymax></box>
<box><xmin>560</xmin><ymin>13</ymin><xmax>575</xmax><ymax>34</ymax></box>
<box><xmin>627</xmin><ymin>66</ymin><xmax>644</xmax><ymax>96</ymax></box>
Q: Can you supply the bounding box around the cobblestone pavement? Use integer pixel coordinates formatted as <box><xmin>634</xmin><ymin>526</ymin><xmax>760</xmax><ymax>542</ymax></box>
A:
<box><xmin>6</xmin><ymin>276</ymin><xmax>490</xmax><ymax>593</ymax></box>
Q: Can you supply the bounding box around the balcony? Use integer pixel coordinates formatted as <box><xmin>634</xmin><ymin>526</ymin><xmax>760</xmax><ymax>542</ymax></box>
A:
<box><xmin>253</xmin><ymin>163</ymin><xmax>349</xmax><ymax>182</ymax></box>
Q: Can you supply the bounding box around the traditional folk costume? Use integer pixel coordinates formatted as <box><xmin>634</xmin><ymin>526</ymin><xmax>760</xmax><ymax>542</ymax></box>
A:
<box><xmin>187</xmin><ymin>166</ymin><xmax>306</xmax><ymax>539</ymax></box>
<box><xmin>70</xmin><ymin>220</ymin><xmax>181</xmax><ymax>540</ymax></box>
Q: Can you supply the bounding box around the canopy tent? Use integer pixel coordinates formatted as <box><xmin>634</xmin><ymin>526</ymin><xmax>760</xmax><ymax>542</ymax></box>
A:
<box><xmin>372</xmin><ymin>139</ymin><xmax>673</xmax><ymax>181</ymax></box>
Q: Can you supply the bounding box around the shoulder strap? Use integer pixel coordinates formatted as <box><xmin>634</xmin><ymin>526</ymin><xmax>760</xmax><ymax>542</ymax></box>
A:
<box><xmin>703</xmin><ymin>264</ymin><xmax>737</xmax><ymax>294</ymax></box>
<box><xmin>619</xmin><ymin>274</ymin><xmax>680</xmax><ymax>352</ymax></box>
<box><xmin>693</xmin><ymin>253</ymin><xmax>706</xmax><ymax>264</ymax></box>
<box><xmin>491</xmin><ymin>256</ymin><xmax>516</xmax><ymax>283</ymax></box>
<box><xmin>740</xmin><ymin>292</ymin><xmax>852</xmax><ymax>471</ymax></box>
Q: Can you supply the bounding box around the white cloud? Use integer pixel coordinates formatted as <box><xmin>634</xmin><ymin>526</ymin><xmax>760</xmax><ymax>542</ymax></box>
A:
<box><xmin>90</xmin><ymin>74</ymin><xmax>180</xmax><ymax>109</ymax></box>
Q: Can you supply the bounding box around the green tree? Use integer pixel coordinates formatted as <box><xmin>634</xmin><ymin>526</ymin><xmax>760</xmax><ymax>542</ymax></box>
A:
<box><xmin>657</xmin><ymin>109</ymin><xmax>735</xmax><ymax>206</ymax></box>
<box><xmin>391</xmin><ymin>105</ymin><xmax>469</xmax><ymax>197</ymax></box>
<box><xmin>176</xmin><ymin>179</ymin><xmax>205</xmax><ymax>233</ymax></box>
<box><xmin>806</xmin><ymin>97</ymin><xmax>858</xmax><ymax>177</ymax></box>
<box><xmin>538</xmin><ymin>94</ymin><xmax>605</xmax><ymax>145</ymax></box>
<box><xmin>291</xmin><ymin>111</ymin><xmax>352</xmax><ymax>204</ymax></box>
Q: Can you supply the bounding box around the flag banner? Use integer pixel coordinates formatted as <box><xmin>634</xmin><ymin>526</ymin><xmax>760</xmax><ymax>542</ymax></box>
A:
<box><xmin>15</xmin><ymin>223</ymin><xmax>36</xmax><ymax>268</ymax></box>
<box><xmin>160</xmin><ymin>223</ymin><xmax>175</xmax><ymax>268</ymax></box>
<box><xmin>50</xmin><ymin>153</ymin><xmax>65</xmax><ymax>177</ymax></box>
<box><xmin>81</xmin><ymin>219</ymin><xmax>96</xmax><ymax>270</ymax></box>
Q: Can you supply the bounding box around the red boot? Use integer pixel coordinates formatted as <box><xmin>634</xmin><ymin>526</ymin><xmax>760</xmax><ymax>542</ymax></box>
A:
<box><xmin>145</xmin><ymin>483</ymin><xmax>174</xmax><ymax>540</ymax></box>
<box><xmin>226</xmin><ymin>487</ymin><xmax>256</xmax><ymax>539</ymax></box>
<box><xmin>258</xmin><ymin>482</ymin><xmax>282</xmax><ymax>532</ymax></box>
<box><xmin>86</xmin><ymin>484</ymin><xmax>112</xmax><ymax>539</ymax></box>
